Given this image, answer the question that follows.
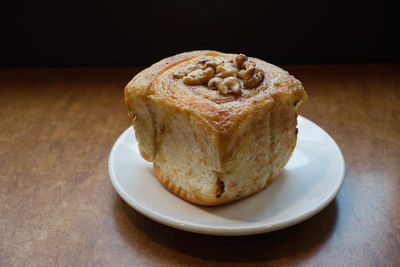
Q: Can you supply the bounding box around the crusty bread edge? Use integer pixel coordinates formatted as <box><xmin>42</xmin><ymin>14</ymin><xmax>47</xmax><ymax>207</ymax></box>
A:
<box><xmin>152</xmin><ymin>162</ymin><xmax>285</xmax><ymax>207</ymax></box>
<box><xmin>153</xmin><ymin>164</ymin><xmax>231</xmax><ymax>206</ymax></box>
<box><xmin>138</xmin><ymin>145</ymin><xmax>153</xmax><ymax>162</ymax></box>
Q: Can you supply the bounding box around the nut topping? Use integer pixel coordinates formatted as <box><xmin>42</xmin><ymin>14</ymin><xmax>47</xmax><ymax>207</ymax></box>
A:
<box><xmin>215</xmin><ymin>62</ymin><xmax>239</xmax><ymax>78</ymax></box>
<box><xmin>238</xmin><ymin>61</ymin><xmax>256</xmax><ymax>80</ymax></box>
<box><xmin>173</xmin><ymin>63</ymin><xmax>200</xmax><ymax>79</ymax></box>
<box><xmin>172</xmin><ymin>71</ymin><xmax>186</xmax><ymax>79</ymax></box>
<box><xmin>208</xmin><ymin>76</ymin><xmax>241</xmax><ymax>95</ymax></box>
<box><xmin>235</xmin><ymin>54</ymin><xmax>248</xmax><ymax>69</ymax></box>
<box><xmin>238</xmin><ymin>61</ymin><xmax>264</xmax><ymax>88</ymax></box>
<box><xmin>204</xmin><ymin>59</ymin><xmax>222</xmax><ymax>70</ymax></box>
<box><xmin>208</xmin><ymin>77</ymin><xmax>223</xmax><ymax>90</ymax></box>
<box><xmin>242</xmin><ymin>69</ymin><xmax>264</xmax><ymax>88</ymax></box>
<box><xmin>182</xmin><ymin>67</ymin><xmax>215</xmax><ymax>85</ymax></box>
<box><xmin>173</xmin><ymin>54</ymin><xmax>264</xmax><ymax>94</ymax></box>
<box><xmin>219</xmin><ymin>77</ymin><xmax>241</xmax><ymax>95</ymax></box>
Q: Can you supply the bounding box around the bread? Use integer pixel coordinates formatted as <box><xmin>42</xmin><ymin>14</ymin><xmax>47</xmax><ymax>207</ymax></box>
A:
<box><xmin>124</xmin><ymin>50</ymin><xmax>307</xmax><ymax>206</ymax></box>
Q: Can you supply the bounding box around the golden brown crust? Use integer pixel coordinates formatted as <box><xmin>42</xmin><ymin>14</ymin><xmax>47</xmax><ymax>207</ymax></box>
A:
<box><xmin>153</xmin><ymin>164</ymin><xmax>231</xmax><ymax>206</ymax></box>
<box><xmin>125</xmin><ymin>50</ymin><xmax>307</xmax><ymax>135</ymax></box>
<box><xmin>138</xmin><ymin>145</ymin><xmax>152</xmax><ymax>162</ymax></box>
<box><xmin>153</xmin><ymin>164</ymin><xmax>275</xmax><ymax>206</ymax></box>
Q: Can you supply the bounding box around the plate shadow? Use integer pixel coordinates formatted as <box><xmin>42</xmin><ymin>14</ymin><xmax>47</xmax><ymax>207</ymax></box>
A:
<box><xmin>113</xmin><ymin>195</ymin><xmax>338</xmax><ymax>263</ymax></box>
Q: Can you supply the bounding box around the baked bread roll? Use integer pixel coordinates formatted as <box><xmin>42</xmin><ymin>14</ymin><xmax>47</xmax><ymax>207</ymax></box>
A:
<box><xmin>124</xmin><ymin>50</ymin><xmax>307</xmax><ymax>206</ymax></box>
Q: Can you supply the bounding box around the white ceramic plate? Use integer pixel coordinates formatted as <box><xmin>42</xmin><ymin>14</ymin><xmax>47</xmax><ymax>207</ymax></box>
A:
<box><xmin>109</xmin><ymin>116</ymin><xmax>345</xmax><ymax>236</ymax></box>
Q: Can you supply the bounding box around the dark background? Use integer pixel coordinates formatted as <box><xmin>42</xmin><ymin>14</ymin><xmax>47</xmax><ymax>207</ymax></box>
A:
<box><xmin>1</xmin><ymin>0</ymin><xmax>398</xmax><ymax>67</ymax></box>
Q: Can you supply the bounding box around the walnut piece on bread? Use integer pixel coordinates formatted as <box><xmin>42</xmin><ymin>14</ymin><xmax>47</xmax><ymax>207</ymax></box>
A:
<box><xmin>219</xmin><ymin>76</ymin><xmax>241</xmax><ymax>95</ymax></box>
<box><xmin>173</xmin><ymin>53</ymin><xmax>265</xmax><ymax>95</ymax></box>
<box><xmin>182</xmin><ymin>67</ymin><xmax>215</xmax><ymax>85</ymax></box>
<box><xmin>124</xmin><ymin>50</ymin><xmax>307</xmax><ymax>206</ymax></box>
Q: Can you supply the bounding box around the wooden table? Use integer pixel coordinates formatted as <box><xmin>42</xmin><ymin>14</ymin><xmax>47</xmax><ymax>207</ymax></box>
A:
<box><xmin>1</xmin><ymin>65</ymin><xmax>399</xmax><ymax>266</ymax></box>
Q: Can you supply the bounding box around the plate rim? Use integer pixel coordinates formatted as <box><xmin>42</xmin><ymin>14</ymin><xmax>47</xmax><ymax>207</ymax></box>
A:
<box><xmin>108</xmin><ymin>115</ymin><xmax>345</xmax><ymax>236</ymax></box>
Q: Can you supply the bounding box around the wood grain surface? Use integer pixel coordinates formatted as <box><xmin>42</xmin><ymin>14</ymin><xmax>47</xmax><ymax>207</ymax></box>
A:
<box><xmin>1</xmin><ymin>65</ymin><xmax>399</xmax><ymax>266</ymax></box>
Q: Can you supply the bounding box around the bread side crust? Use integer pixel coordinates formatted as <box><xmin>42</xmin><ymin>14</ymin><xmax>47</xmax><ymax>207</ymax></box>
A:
<box><xmin>134</xmin><ymin>98</ymin><xmax>297</xmax><ymax>206</ymax></box>
<box><xmin>153</xmin><ymin>164</ymin><xmax>228</xmax><ymax>206</ymax></box>
<box><xmin>153</xmin><ymin>164</ymin><xmax>281</xmax><ymax>206</ymax></box>
<box><xmin>138</xmin><ymin>145</ymin><xmax>153</xmax><ymax>162</ymax></box>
